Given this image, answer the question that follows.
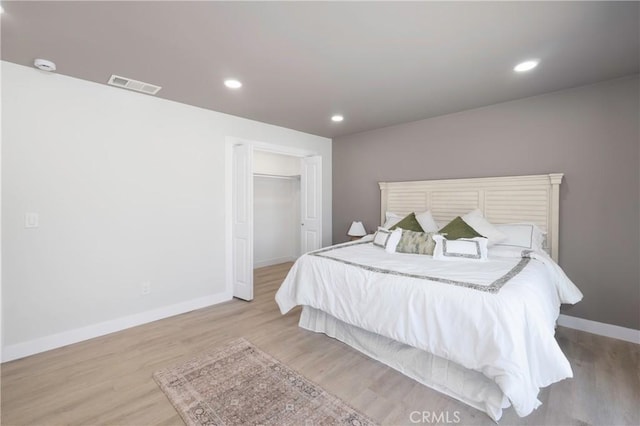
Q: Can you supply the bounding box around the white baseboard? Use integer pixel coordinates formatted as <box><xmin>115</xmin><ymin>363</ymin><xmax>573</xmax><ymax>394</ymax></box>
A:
<box><xmin>2</xmin><ymin>291</ymin><xmax>233</xmax><ymax>363</ymax></box>
<box><xmin>558</xmin><ymin>314</ymin><xmax>640</xmax><ymax>344</ymax></box>
<box><xmin>254</xmin><ymin>256</ymin><xmax>297</xmax><ymax>268</ymax></box>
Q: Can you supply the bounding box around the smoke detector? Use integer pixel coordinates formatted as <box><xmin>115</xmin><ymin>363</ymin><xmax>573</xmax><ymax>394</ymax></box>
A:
<box><xmin>107</xmin><ymin>75</ymin><xmax>162</xmax><ymax>95</ymax></box>
<box><xmin>34</xmin><ymin>59</ymin><xmax>56</xmax><ymax>72</ymax></box>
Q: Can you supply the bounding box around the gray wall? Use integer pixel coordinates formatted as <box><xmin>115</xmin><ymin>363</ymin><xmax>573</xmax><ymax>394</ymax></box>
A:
<box><xmin>333</xmin><ymin>75</ymin><xmax>639</xmax><ymax>330</ymax></box>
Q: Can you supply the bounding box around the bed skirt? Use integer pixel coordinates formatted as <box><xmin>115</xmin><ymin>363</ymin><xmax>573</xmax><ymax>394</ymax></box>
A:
<box><xmin>298</xmin><ymin>306</ymin><xmax>510</xmax><ymax>421</ymax></box>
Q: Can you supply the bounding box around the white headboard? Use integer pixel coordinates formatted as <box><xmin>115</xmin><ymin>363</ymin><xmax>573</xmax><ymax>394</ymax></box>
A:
<box><xmin>379</xmin><ymin>173</ymin><xmax>564</xmax><ymax>261</ymax></box>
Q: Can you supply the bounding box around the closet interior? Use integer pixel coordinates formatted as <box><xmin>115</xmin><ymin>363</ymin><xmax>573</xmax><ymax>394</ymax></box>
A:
<box><xmin>253</xmin><ymin>150</ymin><xmax>301</xmax><ymax>268</ymax></box>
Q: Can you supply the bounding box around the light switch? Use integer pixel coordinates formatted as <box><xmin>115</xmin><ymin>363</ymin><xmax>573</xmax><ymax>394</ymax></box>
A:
<box><xmin>25</xmin><ymin>212</ymin><xmax>39</xmax><ymax>228</ymax></box>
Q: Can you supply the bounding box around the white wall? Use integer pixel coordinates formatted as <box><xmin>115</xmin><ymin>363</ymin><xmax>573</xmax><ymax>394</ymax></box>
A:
<box><xmin>1</xmin><ymin>61</ymin><xmax>332</xmax><ymax>360</ymax></box>
<box><xmin>253</xmin><ymin>176</ymin><xmax>300</xmax><ymax>267</ymax></box>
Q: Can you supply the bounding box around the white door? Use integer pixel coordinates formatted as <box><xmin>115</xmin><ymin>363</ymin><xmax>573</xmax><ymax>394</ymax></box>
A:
<box><xmin>232</xmin><ymin>144</ymin><xmax>253</xmax><ymax>301</ymax></box>
<box><xmin>300</xmin><ymin>156</ymin><xmax>322</xmax><ymax>253</ymax></box>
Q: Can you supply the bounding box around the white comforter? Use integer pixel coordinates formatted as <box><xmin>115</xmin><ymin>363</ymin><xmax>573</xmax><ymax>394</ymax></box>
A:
<box><xmin>275</xmin><ymin>236</ymin><xmax>583</xmax><ymax>418</ymax></box>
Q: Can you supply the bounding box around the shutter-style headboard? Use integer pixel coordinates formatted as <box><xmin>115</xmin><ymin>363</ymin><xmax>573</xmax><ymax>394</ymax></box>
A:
<box><xmin>379</xmin><ymin>174</ymin><xmax>563</xmax><ymax>261</ymax></box>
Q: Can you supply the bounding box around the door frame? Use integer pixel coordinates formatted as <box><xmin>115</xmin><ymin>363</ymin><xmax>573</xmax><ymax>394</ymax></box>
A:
<box><xmin>225</xmin><ymin>136</ymin><xmax>322</xmax><ymax>300</ymax></box>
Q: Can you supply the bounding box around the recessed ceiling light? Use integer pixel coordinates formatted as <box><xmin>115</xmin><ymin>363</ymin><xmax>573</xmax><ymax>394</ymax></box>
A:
<box><xmin>514</xmin><ymin>60</ymin><xmax>539</xmax><ymax>72</ymax></box>
<box><xmin>331</xmin><ymin>115</ymin><xmax>344</xmax><ymax>122</ymax></box>
<box><xmin>224</xmin><ymin>79</ymin><xmax>242</xmax><ymax>89</ymax></box>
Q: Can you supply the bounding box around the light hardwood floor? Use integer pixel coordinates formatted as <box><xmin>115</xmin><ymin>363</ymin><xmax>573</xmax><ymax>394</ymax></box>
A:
<box><xmin>2</xmin><ymin>262</ymin><xmax>639</xmax><ymax>425</ymax></box>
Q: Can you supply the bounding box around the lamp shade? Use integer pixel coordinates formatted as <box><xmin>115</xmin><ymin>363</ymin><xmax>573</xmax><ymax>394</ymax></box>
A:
<box><xmin>347</xmin><ymin>221</ymin><xmax>367</xmax><ymax>237</ymax></box>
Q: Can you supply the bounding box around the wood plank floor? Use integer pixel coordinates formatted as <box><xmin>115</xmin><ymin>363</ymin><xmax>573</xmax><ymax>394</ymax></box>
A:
<box><xmin>2</xmin><ymin>262</ymin><xmax>639</xmax><ymax>425</ymax></box>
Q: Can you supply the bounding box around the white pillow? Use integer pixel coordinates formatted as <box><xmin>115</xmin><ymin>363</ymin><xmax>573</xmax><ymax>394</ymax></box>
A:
<box><xmin>415</xmin><ymin>210</ymin><xmax>439</xmax><ymax>233</ymax></box>
<box><xmin>461</xmin><ymin>209</ymin><xmax>507</xmax><ymax>246</ymax></box>
<box><xmin>433</xmin><ymin>234</ymin><xmax>488</xmax><ymax>261</ymax></box>
<box><xmin>373</xmin><ymin>227</ymin><xmax>402</xmax><ymax>253</ymax></box>
<box><xmin>373</xmin><ymin>227</ymin><xmax>392</xmax><ymax>247</ymax></box>
<box><xmin>385</xmin><ymin>228</ymin><xmax>403</xmax><ymax>253</ymax></box>
<box><xmin>494</xmin><ymin>223</ymin><xmax>545</xmax><ymax>251</ymax></box>
<box><xmin>382</xmin><ymin>212</ymin><xmax>403</xmax><ymax>229</ymax></box>
<box><xmin>488</xmin><ymin>245</ymin><xmax>527</xmax><ymax>258</ymax></box>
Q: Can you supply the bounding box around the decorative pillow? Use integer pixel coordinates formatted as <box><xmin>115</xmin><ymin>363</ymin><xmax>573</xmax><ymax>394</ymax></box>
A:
<box><xmin>373</xmin><ymin>227</ymin><xmax>392</xmax><ymax>248</ymax></box>
<box><xmin>415</xmin><ymin>210</ymin><xmax>439</xmax><ymax>233</ymax></box>
<box><xmin>382</xmin><ymin>212</ymin><xmax>403</xmax><ymax>229</ymax></box>
<box><xmin>373</xmin><ymin>227</ymin><xmax>402</xmax><ymax>253</ymax></box>
<box><xmin>433</xmin><ymin>234</ymin><xmax>488</xmax><ymax>261</ymax></box>
<box><xmin>395</xmin><ymin>230</ymin><xmax>437</xmax><ymax>255</ymax></box>
<box><xmin>494</xmin><ymin>223</ymin><xmax>546</xmax><ymax>251</ymax></box>
<box><xmin>438</xmin><ymin>216</ymin><xmax>483</xmax><ymax>240</ymax></box>
<box><xmin>461</xmin><ymin>209</ymin><xmax>507</xmax><ymax>246</ymax></box>
<box><xmin>487</xmin><ymin>245</ymin><xmax>528</xmax><ymax>258</ymax></box>
<box><xmin>384</xmin><ymin>228</ymin><xmax>403</xmax><ymax>253</ymax></box>
<box><xmin>390</xmin><ymin>213</ymin><xmax>424</xmax><ymax>232</ymax></box>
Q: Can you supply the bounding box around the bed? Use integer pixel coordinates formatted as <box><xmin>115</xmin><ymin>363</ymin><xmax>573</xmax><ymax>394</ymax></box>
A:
<box><xmin>275</xmin><ymin>174</ymin><xmax>583</xmax><ymax>421</ymax></box>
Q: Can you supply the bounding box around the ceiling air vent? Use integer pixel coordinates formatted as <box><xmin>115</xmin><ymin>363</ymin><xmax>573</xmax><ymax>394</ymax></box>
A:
<box><xmin>107</xmin><ymin>75</ymin><xmax>162</xmax><ymax>95</ymax></box>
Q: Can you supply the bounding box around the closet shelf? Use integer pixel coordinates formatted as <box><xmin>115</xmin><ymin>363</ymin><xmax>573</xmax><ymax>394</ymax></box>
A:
<box><xmin>253</xmin><ymin>173</ymin><xmax>300</xmax><ymax>180</ymax></box>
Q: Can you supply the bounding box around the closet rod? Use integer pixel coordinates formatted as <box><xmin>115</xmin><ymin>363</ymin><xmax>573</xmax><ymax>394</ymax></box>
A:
<box><xmin>253</xmin><ymin>173</ymin><xmax>300</xmax><ymax>180</ymax></box>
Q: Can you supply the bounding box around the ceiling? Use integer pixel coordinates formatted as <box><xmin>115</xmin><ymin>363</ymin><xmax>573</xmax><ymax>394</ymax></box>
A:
<box><xmin>1</xmin><ymin>1</ymin><xmax>638</xmax><ymax>138</ymax></box>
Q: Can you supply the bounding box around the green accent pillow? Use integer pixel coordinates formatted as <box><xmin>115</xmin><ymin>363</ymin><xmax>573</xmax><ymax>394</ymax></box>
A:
<box><xmin>390</xmin><ymin>213</ymin><xmax>424</xmax><ymax>232</ymax></box>
<box><xmin>439</xmin><ymin>216</ymin><xmax>484</xmax><ymax>240</ymax></box>
<box><xmin>396</xmin><ymin>230</ymin><xmax>436</xmax><ymax>255</ymax></box>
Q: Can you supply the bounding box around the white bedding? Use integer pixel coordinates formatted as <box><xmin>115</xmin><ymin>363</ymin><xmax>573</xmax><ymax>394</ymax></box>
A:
<box><xmin>275</xmin><ymin>235</ymin><xmax>583</xmax><ymax>418</ymax></box>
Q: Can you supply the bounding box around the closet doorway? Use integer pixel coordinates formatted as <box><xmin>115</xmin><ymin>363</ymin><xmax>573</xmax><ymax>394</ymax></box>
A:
<box><xmin>227</xmin><ymin>138</ymin><xmax>322</xmax><ymax>301</ymax></box>
<box><xmin>253</xmin><ymin>151</ymin><xmax>301</xmax><ymax>268</ymax></box>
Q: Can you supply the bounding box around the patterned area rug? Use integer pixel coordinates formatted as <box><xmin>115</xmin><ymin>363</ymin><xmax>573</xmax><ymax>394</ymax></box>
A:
<box><xmin>153</xmin><ymin>338</ymin><xmax>376</xmax><ymax>426</ymax></box>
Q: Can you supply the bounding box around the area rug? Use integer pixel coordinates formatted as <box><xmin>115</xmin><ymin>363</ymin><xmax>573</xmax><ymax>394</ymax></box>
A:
<box><xmin>153</xmin><ymin>338</ymin><xmax>376</xmax><ymax>426</ymax></box>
